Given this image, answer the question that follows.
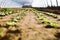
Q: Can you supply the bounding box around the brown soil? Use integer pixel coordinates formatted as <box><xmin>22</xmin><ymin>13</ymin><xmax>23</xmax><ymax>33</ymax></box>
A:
<box><xmin>16</xmin><ymin>11</ymin><xmax>60</xmax><ymax>40</ymax></box>
<box><xmin>0</xmin><ymin>10</ymin><xmax>60</xmax><ymax>40</ymax></box>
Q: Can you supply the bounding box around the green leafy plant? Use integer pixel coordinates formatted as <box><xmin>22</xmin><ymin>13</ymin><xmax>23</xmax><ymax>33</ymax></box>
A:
<box><xmin>0</xmin><ymin>12</ymin><xmax>5</xmax><ymax>16</ymax></box>
<box><xmin>50</xmin><ymin>22</ymin><xmax>57</xmax><ymax>27</ymax></box>
<box><xmin>16</xmin><ymin>16</ymin><xmax>20</xmax><ymax>19</ymax></box>
<box><xmin>38</xmin><ymin>15</ymin><xmax>44</xmax><ymax>20</ymax></box>
<box><xmin>12</xmin><ymin>18</ymin><xmax>18</xmax><ymax>22</ymax></box>
<box><xmin>12</xmin><ymin>16</ymin><xmax>20</xmax><ymax>22</ymax></box>
<box><xmin>45</xmin><ymin>13</ymin><xmax>57</xmax><ymax>18</ymax></box>
<box><xmin>6</xmin><ymin>21</ymin><xmax>16</xmax><ymax>26</ymax></box>
<box><xmin>42</xmin><ymin>18</ymin><xmax>49</xmax><ymax>23</ymax></box>
<box><xmin>0</xmin><ymin>8</ymin><xmax>13</xmax><ymax>16</ymax></box>
<box><xmin>50</xmin><ymin>13</ymin><xmax>57</xmax><ymax>18</ymax></box>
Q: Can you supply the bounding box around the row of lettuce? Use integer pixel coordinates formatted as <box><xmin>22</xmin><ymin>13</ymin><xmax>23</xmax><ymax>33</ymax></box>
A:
<box><xmin>0</xmin><ymin>8</ymin><xmax>28</xmax><ymax>37</ymax></box>
<box><xmin>0</xmin><ymin>8</ymin><xmax>29</xmax><ymax>16</ymax></box>
<box><xmin>5</xmin><ymin>8</ymin><xmax>58</xmax><ymax>27</ymax></box>
<box><xmin>0</xmin><ymin>8</ymin><xmax>33</xmax><ymax>27</ymax></box>
<box><xmin>6</xmin><ymin>9</ymin><xmax>27</xmax><ymax>26</ymax></box>
<box><xmin>33</xmin><ymin>10</ymin><xmax>59</xmax><ymax>27</ymax></box>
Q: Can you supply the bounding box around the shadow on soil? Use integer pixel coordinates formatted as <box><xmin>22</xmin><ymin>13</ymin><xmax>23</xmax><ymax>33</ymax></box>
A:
<box><xmin>55</xmin><ymin>33</ymin><xmax>60</xmax><ymax>39</ymax></box>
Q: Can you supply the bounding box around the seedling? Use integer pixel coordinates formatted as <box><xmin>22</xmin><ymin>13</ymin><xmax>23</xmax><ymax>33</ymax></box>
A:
<box><xmin>50</xmin><ymin>13</ymin><xmax>57</xmax><ymax>18</ymax></box>
<box><xmin>39</xmin><ymin>16</ymin><xmax>44</xmax><ymax>20</ymax></box>
<box><xmin>50</xmin><ymin>22</ymin><xmax>57</xmax><ymax>27</ymax></box>
<box><xmin>42</xmin><ymin>18</ymin><xmax>49</xmax><ymax>23</ymax></box>
<box><xmin>12</xmin><ymin>18</ymin><xmax>18</xmax><ymax>22</ymax></box>
<box><xmin>6</xmin><ymin>21</ymin><xmax>16</xmax><ymax>26</ymax></box>
<box><xmin>44</xmin><ymin>13</ymin><xmax>57</xmax><ymax>18</ymax></box>
<box><xmin>0</xmin><ymin>13</ymin><xmax>5</xmax><ymax>16</ymax></box>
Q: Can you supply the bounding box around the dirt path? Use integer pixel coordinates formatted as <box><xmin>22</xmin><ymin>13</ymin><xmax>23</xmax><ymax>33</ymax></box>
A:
<box><xmin>0</xmin><ymin>11</ymin><xmax>59</xmax><ymax>40</ymax></box>
<box><xmin>16</xmin><ymin>11</ymin><xmax>41</xmax><ymax>29</ymax></box>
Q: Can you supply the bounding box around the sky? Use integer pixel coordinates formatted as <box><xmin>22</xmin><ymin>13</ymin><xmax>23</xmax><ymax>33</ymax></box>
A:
<box><xmin>0</xmin><ymin>0</ymin><xmax>23</xmax><ymax>8</ymax></box>
<box><xmin>0</xmin><ymin>0</ymin><xmax>60</xmax><ymax>8</ymax></box>
<box><xmin>32</xmin><ymin>0</ymin><xmax>60</xmax><ymax>7</ymax></box>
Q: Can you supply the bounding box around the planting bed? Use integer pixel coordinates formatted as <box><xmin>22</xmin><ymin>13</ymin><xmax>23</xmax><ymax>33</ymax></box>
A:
<box><xmin>0</xmin><ymin>8</ymin><xmax>60</xmax><ymax>40</ymax></box>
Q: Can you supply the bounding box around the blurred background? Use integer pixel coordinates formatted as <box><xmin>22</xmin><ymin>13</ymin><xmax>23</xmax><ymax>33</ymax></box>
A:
<box><xmin>0</xmin><ymin>0</ymin><xmax>60</xmax><ymax>8</ymax></box>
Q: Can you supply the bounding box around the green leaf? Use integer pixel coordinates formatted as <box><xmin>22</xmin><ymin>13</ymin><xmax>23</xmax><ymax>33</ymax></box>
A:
<box><xmin>50</xmin><ymin>22</ymin><xmax>57</xmax><ymax>27</ymax></box>
<box><xmin>0</xmin><ymin>13</ymin><xmax>5</xmax><ymax>16</ymax></box>
<box><xmin>16</xmin><ymin>16</ymin><xmax>20</xmax><ymax>19</ymax></box>
<box><xmin>39</xmin><ymin>16</ymin><xmax>44</xmax><ymax>20</ymax></box>
<box><xmin>9</xmin><ymin>11</ymin><xmax>13</xmax><ymax>14</ymax></box>
<box><xmin>13</xmin><ymin>18</ymin><xmax>18</xmax><ymax>22</ymax></box>
<box><xmin>42</xmin><ymin>18</ymin><xmax>49</xmax><ymax>23</ymax></box>
<box><xmin>6</xmin><ymin>22</ymin><xmax>16</xmax><ymax>26</ymax></box>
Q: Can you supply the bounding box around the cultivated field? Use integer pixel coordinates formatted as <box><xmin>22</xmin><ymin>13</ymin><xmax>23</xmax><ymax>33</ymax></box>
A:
<box><xmin>0</xmin><ymin>8</ymin><xmax>60</xmax><ymax>40</ymax></box>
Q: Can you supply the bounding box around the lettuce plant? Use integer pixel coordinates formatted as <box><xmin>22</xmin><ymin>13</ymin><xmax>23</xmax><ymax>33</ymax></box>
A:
<box><xmin>0</xmin><ymin>12</ymin><xmax>5</xmax><ymax>16</ymax></box>
<box><xmin>12</xmin><ymin>18</ymin><xmax>18</xmax><ymax>22</ymax></box>
<box><xmin>50</xmin><ymin>22</ymin><xmax>57</xmax><ymax>27</ymax></box>
<box><xmin>42</xmin><ymin>18</ymin><xmax>49</xmax><ymax>23</ymax></box>
<box><xmin>6</xmin><ymin>21</ymin><xmax>16</xmax><ymax>26</ymax></box>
